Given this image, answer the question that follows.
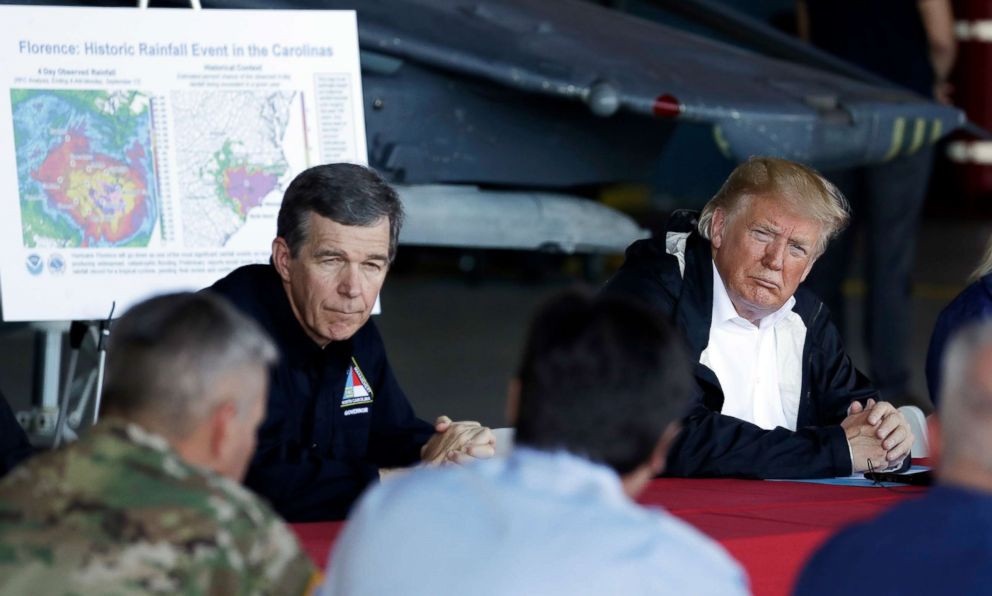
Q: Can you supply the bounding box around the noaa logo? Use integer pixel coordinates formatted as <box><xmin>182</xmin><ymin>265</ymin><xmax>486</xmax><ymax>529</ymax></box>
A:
<box><xmin>26</xmin><ymin>254</ymin><xmax>43</xmax><ymax>275</ymax></box>
<box><xmin>48</xmin><ymin>254</ymin><xmax>65</xmax><ymax>274</ymax></box>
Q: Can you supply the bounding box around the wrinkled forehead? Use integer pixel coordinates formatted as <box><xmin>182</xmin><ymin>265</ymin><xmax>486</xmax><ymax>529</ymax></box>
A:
<box><xmin>730</xmin><ymin>193</ymin><xmax>824</xmax><ymax>240</ymax></box>
<box><xmin>304</xmin><ymin>212</ymin><xmax>390</xmax><ymax>248</ymax></box>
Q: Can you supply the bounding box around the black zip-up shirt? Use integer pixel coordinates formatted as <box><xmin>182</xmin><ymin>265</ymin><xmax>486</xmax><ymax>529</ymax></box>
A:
<box><xmin>209</xmin><ymin>264</ymin><xmax>433</xmax><ymax>521</ymax></box>
<box><xmin>604</xmin><ymin>211</ymin><xmax>877</xmax><ymax>479</ymax></box>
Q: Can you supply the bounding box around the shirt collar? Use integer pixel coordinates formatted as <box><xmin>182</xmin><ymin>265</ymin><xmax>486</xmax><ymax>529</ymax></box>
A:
<box><xmin>506</xmin><ymin>447</ymin><xmax>629</xmax><ymax>505</ymax></box>
<box><xmin>83</xmin><ymin>418</ymin><xmax>183</xmax><ymax>471</ymax></box>
<box><xmin>711</xmin><ymin>260</ymin><xmax>795</xmax><ymax>329</ymax></box>
<box><xmin>88</xmin><ymin>418</ymin><xmax>229</xmax><ymax>482</ymax></box>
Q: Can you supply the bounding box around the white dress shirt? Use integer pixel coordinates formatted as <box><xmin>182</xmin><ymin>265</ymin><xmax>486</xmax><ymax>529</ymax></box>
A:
<box><xmin>700</xmin><ymin>264</ymin><xmax>805</xmax><ymax>431</ymax></box>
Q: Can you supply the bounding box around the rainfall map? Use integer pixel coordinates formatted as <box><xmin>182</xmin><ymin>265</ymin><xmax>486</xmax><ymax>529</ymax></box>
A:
<box><xmin>12</xmin><ymin>89</ymin><xmax>159</xmax><ymax>248</ymax></box>
<box><xmin>173</xmin><ymin>90</ymin><xmax>296</xmax><ymax>247</ymax></box>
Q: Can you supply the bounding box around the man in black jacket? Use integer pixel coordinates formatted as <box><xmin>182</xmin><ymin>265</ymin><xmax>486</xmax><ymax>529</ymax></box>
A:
<box><xmin>210</xmin><ymin>163</ymin><xmax>495</xmax><ymax>521</ymax></box>
<box><xmin>0</xmin><ymin>390</ymin><xmax>34</xmax><ymax>478</ymax></box>
<box><xmin>605</xmin><ymin>157</ymin><xmax>913</xmax><ymax>478</ymax></box>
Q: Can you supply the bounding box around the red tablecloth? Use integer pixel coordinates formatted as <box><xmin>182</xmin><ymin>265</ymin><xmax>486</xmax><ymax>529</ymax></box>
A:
<box><xmin>636</xmin><ymin>478</ymin><xmax>923</xmax><ymax>595</ymax></box>
<box><xmin>291</xmin><ymin>477</ymin><xmax>924</xmax><ymax>596</ymax></box>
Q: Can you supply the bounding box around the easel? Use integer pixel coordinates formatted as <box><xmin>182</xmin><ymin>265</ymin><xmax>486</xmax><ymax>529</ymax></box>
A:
<box><xmin>25</xmin><ymin>0</ymin><xmax>201</xmax><ymax>445</ymax></box>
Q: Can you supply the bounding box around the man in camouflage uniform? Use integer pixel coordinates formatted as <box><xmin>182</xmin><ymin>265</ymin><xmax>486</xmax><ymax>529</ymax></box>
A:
<box><xmin>0</xmin><ymin>292</ymin><xmax>319</xmax><ymax>594</ymax></box>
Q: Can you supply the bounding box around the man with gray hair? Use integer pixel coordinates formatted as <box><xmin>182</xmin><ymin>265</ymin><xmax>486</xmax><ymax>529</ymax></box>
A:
<box><xmin>210</xmin><ymin>163</ymin><xmax>494</xmax><ymax>522</ymax></box>
<box><xmin>796</xmin><ymin>319</ymin><xmax>992</xmax><ymax>595</ymax></box>
<box><xmin>0</xmin><ymin>292</ymin><xmax>318</xmax><ymax>594</ymax></box>
<box><xmin>606</xmin><ymin>156</ymin><xmax>913</xmax><ymax>478</ymax></box>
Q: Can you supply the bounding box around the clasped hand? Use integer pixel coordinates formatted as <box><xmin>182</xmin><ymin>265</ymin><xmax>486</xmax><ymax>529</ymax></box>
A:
<box><xmin>841</xmin><ymin>399</ymin><xmax>914</xmax><ymax>473</ymax></box>
<box><xmin>420</xmin><ymin>416</ymin><xmax>496</xmax><ymax>466</ymax></box>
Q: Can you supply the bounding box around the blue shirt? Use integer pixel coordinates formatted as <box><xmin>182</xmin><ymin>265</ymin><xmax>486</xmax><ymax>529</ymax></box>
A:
<box><xmin>321</xmin><ymin>448</ymin><xmax>749</xmax><ymax>596</ymax></box>
<box><xmin>795</xmin><ymin>484</ymin><xmax>992</xmax><ymax>595</ymax></box>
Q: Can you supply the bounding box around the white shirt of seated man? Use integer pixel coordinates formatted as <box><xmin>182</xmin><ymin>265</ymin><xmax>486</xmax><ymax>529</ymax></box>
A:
<box><xmin>701</xmin><ymin>264</ymin><xmax>804</xmax><ymax>431</ymax></box>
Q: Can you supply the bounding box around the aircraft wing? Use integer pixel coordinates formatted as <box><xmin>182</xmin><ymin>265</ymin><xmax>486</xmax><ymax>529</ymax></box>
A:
<box><xmin>224</xmin><ymin>0</ymin><xmax>965</xmax><ymax>171</ymax></box>
<box><xmin>4</xmin><ymin>0</ymin><xmax>965</xmax><ymax>253</ymax></box>
<box><xmin>4</xmin><ymin>0</ymin><xmax>968</xmax><ymax>172</ymax></box>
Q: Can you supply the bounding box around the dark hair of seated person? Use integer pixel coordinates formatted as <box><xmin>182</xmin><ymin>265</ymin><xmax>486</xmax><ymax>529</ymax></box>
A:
<box><xmin>276</xmin><ymin>163</ymin><xmax>404</xmax><ymax>262</ymax></box>
<box><xmin>0</xmin><ymin>388</ymin><xmax>35</xmax><ymax>478</ymax></box>
<box><xmin>514</xmin><ymin>290</ymin><xmax>692</xmax><ymax>475</ymax></box>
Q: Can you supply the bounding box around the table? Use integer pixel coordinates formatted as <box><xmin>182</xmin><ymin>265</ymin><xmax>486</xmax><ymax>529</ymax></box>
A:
<box><xmin>636</xmin><ymin>478</ymin><xmax>923</xmax><ymax>595</ymax></box>
<box><xmin>290</xmin><ymin>477</ymin><xmax>924</xmax><ymax>596</ymax></box>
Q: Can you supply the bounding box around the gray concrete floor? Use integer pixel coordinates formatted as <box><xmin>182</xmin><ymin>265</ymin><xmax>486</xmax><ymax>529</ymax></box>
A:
<box><xmin>1</xmin><ymin>218</ymin><xmax>988</xmax><ymax>435</ymax></box>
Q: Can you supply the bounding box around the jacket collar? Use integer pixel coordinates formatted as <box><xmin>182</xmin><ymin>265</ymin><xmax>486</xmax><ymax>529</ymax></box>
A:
<box><xmin>676</xmin><ymin>230</ymin><xmax>716</xmax><ymax>358</ymax></box>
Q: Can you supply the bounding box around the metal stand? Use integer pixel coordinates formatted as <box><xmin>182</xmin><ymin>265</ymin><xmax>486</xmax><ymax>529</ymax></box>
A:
<box><xmin>91</xmin><ymin>303</ymin><xmax>115</xmax><ymax>426</ymax></box>
<box><xmin>68</xmin><ymin>366</ymin><xmax>97</xmax><ymax>430</ymax></box>
<box><xmin>32</xmin><ymin>324</ymin><xmax>63</xmax><ymax>411</ymax></box>
<box><xmin>54</xmin><ymin>321</ymin><xmax>88</xmax><ymax>448</ymax></box>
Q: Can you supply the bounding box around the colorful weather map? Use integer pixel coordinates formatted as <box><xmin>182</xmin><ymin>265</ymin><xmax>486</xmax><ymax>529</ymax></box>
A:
<box><xmin>11</xmin><ymin>89</ymin><xmax>158</xmax><ymax>248</ymax></box>
<box><xmin>172</xmin><ymin>90</ymin><xmax>296</xmax><ymax>247</ymax></box>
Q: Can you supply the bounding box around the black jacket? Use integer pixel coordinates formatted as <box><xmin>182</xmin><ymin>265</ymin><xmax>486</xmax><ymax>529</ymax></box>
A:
<box><xmin>209</xmin><ymin>264</ymin><xmax>434</xmax><ymax>521</ymax></box>
<box><xmin>604</xmin><ymin>211</ymin><xmax>876</xmax><ymax>478</ymax></box>
<box><xmin>0</xmin><ymin>390</ymin><xmax>33</xmax><ymax>478</ymax></box>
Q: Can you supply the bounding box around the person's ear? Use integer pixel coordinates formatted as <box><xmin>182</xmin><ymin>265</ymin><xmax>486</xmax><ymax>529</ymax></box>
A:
<box><xmin>649</xmin><ymin>421</ymin><xmax>683</xmax><ymax>476</ymax></box>
<box><xmin>710</xmin><ymin>209</ymin><xmax>727</xmax><ymax>249</ymax></box>
<box><xmin>208</xmin><ymin>400</ymin><xmax>239</xmax><ymax>468</ymax></box>
<box><xmin>505</xmin><ymin>379</ymin><xmax>521</xmax><ymax>427</ymax></box>
<box><xmin>271</xmin><ymin>237</ymin><xmax>293</xmax><ymax>284</ymax></box>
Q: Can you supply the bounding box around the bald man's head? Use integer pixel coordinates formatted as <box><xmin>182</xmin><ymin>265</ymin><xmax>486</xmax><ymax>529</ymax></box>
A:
<box><xmin>939</xmin><ymin>322</ymin><xmax>992</xmax><ymax>471</ymax></box>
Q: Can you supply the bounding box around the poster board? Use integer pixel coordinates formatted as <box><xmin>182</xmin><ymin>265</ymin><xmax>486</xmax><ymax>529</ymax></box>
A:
<box><xmin>0</xmin><ymin>5</ymin><xmax>367</xmax><ymax>321</ymax></box>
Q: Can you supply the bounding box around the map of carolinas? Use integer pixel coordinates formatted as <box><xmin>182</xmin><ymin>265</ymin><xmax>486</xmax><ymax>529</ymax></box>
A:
<box><xmin>173</xmin><ymin>90</ymin><xmax>296</xmax><ymax>247</ymax></box>
<box><xmin>11</xmin><ymin>89</ymin><xmax>158</xmax><ymax>248</ymax></box>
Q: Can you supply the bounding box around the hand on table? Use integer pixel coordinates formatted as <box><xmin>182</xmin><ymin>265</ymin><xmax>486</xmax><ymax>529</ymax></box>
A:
<box><xmin>843</xmin><ymin>399</ymin><xmax>914</xmax><ymax>472</ymax></box>
<box><xmin>420</xmin><ymin>416</ymin><xmax>496</xmax><ymax>466</ymax></box>
<box><xmin>860</xmin><ymin>400</ymin><xmax>914</xmax><ymax>465</ymax></box>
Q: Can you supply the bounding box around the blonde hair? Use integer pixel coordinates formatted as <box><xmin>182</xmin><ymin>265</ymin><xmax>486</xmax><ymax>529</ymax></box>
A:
<box><xmin>697</xmin><ymin>156</ymin><xmax>850</xmax><ymax>255</ymax></box>
<box><xmin>970</xmin><ymin>235</ymin><xmax>992</xmax><ymax>282</ymax></box>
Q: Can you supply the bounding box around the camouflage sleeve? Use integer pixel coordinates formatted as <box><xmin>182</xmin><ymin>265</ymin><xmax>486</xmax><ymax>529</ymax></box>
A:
<box><xmin>214</xmin><ymin>477</ymin><xmax>319</xmax><ymax>595</ymax></box>
<box><xmin>245</xmin><ymin>513</ymin><xmax>321</xmax><ymax>596</ymax></box>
